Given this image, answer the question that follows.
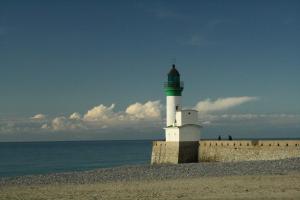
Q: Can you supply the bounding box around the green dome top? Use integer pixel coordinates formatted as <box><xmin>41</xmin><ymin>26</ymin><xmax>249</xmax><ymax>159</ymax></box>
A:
<box><xmin>168</xmin><ymin>64</ymin><xmax>180</xmax><ymax>77</ymax></box>
<box><xmin>164</xmin><ymin>64</ymin><xmax>184</xmax><ymax>96</ymax></box>
<box><xmin>168</xmin><ymin>64</ymin><xmax>180</xmax><ymax>82</ymax></box>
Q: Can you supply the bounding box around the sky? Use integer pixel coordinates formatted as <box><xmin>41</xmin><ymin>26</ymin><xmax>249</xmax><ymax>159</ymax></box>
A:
<box><xmin>0</xmin><ymin>0</ymin><xmax>299</xmax><ymax>141</ymax></box>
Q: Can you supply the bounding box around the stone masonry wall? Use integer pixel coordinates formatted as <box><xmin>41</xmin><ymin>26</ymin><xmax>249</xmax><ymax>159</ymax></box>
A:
<box><xmin>151</xmin><ymin>141</ymin><xmax>198</xmax><ymax>164</ymax></box>
<box><xmin>199</xmin><ymin>140</ymin><xmax>300</xmax><ymax>162</ymax></box>
<box><xmin>151</xmin><ymin>141</ymin><xmax>179</xmax><ymax>164</ymax></box>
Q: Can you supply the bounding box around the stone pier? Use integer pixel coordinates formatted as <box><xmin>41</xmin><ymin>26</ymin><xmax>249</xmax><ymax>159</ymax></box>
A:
<box><xmin>151</xmin><ymin>141</ymin><xmax>199</xmax><ymax>164</ymax></box>
<box><xmin>151</xmin><ymin>140</ymin><xmax>300</xmax><ymax>164</ymax></box>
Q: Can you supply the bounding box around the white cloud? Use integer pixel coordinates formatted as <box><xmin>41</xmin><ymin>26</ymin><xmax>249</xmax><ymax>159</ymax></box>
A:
<box><xmin>125</xmin><ymin>101</ymin><xmax>162</xmax><ymax>120</ymax></box>
<box><xmin>31</xmin><ymin>114</ymin><xmax>46</xmax><ymax>120</ymax></box>
<box><xmin>195</xmin><ymin>96</ymin><xmax>258</xmax><ymax>113</ymax></box>
<box><xmin>42</xmin><ymin>116</ymin><xmax>86</xmax><ymax>131</ymax></box>
<box><xmin>41</xmin><ymin>124</ymin><xmax>49</xmax><ymax>129</ymax></box>
<box><xmin>29</xmin><ymin>101</ymin><xmax>163</xmax><ymax>132</ymax></box>
<box><xmin>82</xmin><ymin>101</ymin><xmax>162</xmax><ymax>126</ymax></box>
<box><xmin>51</xmin><ymin>117</ymin><xmax>68</xmax><ymax>131</ymax></box>
<box><xmin>3</xmin><ymin>98</ymin><xmax>300</xmax><ymax>139</ymax></box>
<box><xmin>69</xmin><ymin>112</ymin><xmax>81</xmax><ymax>120</ymax></box>
<box><xmin>198</xmin><ymin>113</ymin><xmax>300</xmax><ymax>126</ymax></box>
<box><xmin>83</xmin><ymin>104</ymin><xmax>117</xmax><ymax>122</ymax></box>
<box><xmin>0</xmin><ymin>98</ymin><xmax>259</xmax><ymax>134</ymax></box>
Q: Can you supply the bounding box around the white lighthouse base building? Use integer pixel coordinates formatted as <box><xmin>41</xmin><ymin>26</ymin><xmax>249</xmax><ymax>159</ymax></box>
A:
<box><xmin>151</xmin><ymin>109</ymin><xmax>202</xmax><ymax>164</ymax></box>
<box><xmin>165</xmin><ymin>110</ymin><xmax>201</xmax><ymax>142</ymax></box>
<box><xmin>165</xmin><ymin>125</ymin><xmax>201</xmax><ymax>142</ymax></box>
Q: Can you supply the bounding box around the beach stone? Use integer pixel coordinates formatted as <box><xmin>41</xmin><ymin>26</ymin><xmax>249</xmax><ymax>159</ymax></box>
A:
<box><xmin>0</xmin><ymin>157</ymin><xmax>299</xmax><ymax>186</ymax></box>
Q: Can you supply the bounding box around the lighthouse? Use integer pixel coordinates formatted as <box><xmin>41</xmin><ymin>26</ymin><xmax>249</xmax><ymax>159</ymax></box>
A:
<box><xmin>164</xmin><ymin>64</ymin><xmax>183</xmax><ymax>127</ymax></box>
<box><xmin>151</xmin><ymin>65</ymin><xmax>201</xmax><ymax>164</ymax></box>
<box><xmin>152</xmin><ymin>65</ymin><xmax>300</xmax><ymax>164</ymax></box>
<box><xmin>151</xmin><ymin>64</ymin><xmax>201</xmax><ymax>164</ymax></box>
<box><xmin>164</xmin><ymin>64</ymin><xmax>201</xmax><ymax>142</ymax></box>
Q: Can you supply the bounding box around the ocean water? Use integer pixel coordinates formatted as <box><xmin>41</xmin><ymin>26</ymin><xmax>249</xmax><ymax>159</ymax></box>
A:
<box><xmin>0</xmin><ymin>140</ymin><xmax>152</xmax><ymax>177</ymax></box>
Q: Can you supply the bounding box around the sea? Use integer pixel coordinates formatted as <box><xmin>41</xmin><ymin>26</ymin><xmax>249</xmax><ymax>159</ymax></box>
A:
<box><xmin>0</xmin><ymin>140</ymin><xmax>152</xmax><ymax>177</ymax></box>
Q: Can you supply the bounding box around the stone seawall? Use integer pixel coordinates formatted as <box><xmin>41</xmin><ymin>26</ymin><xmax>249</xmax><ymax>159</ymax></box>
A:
<box><xmin>151</xmin><ymin>141</ymin><xmax>198</xmax><ymax>164</ymax></box>
<box><xmin>199</xmin><ymin>140</ymin><xmax>300</xmax><ymax>162</ymax></box>
<box><xmin>151</xmin><ymin>140</ymin><xmax>300</xmax><ymax>164</ymax></box>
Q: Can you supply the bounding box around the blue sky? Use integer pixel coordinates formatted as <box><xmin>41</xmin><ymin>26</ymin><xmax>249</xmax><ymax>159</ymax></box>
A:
<box><xmin>0</xmin><ymin>0</ymin><xmax>299</xmax><ymax>141</ymax></box>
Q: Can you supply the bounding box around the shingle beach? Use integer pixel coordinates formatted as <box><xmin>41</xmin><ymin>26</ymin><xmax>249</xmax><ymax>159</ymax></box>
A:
<box><xmin>1</xmin><ymin>158</ymin><xmax>300</xmax><ymax>199</ymax></box>
<box><xmin>1</xmin><ymin>158</ymin><xmax>300</xmax><ymax>185</ymax></box>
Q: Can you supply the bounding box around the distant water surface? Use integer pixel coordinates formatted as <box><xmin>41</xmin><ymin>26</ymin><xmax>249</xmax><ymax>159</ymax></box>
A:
<box><xmin>0</xmin><ymin>140</ymin><xmax>152</xmax><ymax>177</ymax></box>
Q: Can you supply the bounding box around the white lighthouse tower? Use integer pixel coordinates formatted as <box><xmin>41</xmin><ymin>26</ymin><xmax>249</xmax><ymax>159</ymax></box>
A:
<box><xmin>164</xmin><ymin>64</ymin><xmax>201</xmax><ymax>142</ymax></box>
<box><xmin>165</xmin><ymin>64</ymin><xmax>183</xmax><ymax>127</ymax></box>
<box><xmin>151</xmin><ymin>64</ymin><xmax>201</xmax><ymax>164</ymax></box>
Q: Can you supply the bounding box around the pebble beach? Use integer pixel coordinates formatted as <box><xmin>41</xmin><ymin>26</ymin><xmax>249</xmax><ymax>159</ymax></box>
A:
<box><xmin>1</xmin><ymin>158</ymin><xmax>300</xmax><ymax>199</ymax></box>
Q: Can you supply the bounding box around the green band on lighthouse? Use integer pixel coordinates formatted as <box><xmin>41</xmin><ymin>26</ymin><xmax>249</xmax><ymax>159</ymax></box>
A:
<box><xmin>164</xmin><ymin>86</ymin><xmax>183</xmax><ymax>96</ymax></box>
<box><xmin>164</xmin><ymin>64</ymin><xmax>184</xmax><ymax>96</ymax></box>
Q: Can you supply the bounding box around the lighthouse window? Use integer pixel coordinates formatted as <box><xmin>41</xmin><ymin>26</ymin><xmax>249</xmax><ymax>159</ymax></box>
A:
<box><xmin>188</xmin><ymin>112</ymin><xmax>191</xmax><ymax>115</ymax></box>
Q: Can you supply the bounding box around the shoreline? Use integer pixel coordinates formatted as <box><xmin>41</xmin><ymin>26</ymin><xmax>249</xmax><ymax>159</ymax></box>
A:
<box><xmin>1</xmin><ymin>173</ymin><xmax>300</xmax><ymax>200</ymax></box>
<box><xmin>1</xmin><ymin>157</ymin><xmax>299</xmax><ymax>186</ymax></box>
<box><xmin>0</xmin><ymin>158</ymin><xmax>300</xmax><ymax>199</ymax></box>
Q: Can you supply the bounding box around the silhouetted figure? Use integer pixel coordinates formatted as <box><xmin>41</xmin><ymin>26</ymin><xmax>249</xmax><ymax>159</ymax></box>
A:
<box><xmin>218</xmin><ymin>135</ymin><xmax>221</xmax><ymax>140</ymax></box>
<box><xmin>228</xmin><ymin>135</ymin><xmax>233</xmax><ymax>140</ymax></box>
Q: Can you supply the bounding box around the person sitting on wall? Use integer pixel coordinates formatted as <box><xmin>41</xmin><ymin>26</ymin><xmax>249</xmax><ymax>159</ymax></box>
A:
<box><xmin>228</xmin><ymin>135</ymin><xmax>232</xmax><ymax>140</ymax></box>
<box><xmin>218</xmin><ymin>136</ymin><xmax>221</xmax><ymax>140</ymax></box>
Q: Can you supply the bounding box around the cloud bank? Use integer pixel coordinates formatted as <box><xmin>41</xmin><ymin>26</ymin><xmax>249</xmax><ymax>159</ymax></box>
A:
<box><xmin>31</xmin><ymin>114</ymin><xmax>46</xmax><ymax>120</ymax></box>
<box><xmin>40</xmin><ymin>101</ymin><xmax>162</xmax><ymax>132</ymax></box>
<box><xmin>195</xmin><ymin>96</ymin><xmax>258</xmax><ymax>113</ymax></box>
<box><xmin>83</xmin><ymin>104</ymin><xmax>118</xmax><ymax>122</ymax></box>
<box><xmin>1</xmin><ymin>97</ymin><xmax>299</xmax><ymax>140</ymax></box>
<box><xmin>125</xmin><ymin>101</ymin><xmax>162</xmax><ymax>120</ymax></box>
<box><xmin>69</xmin><ymin>112</ymin><xmax>81</xmax><ymax>120</ymax></box>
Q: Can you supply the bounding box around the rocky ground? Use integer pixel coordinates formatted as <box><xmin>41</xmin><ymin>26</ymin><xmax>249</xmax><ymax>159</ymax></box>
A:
<box><xmin>1</xmin><ymin>157</ymin><xmax>299</xmax><ymax>186</ymax></box>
